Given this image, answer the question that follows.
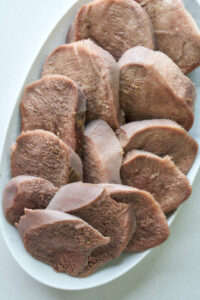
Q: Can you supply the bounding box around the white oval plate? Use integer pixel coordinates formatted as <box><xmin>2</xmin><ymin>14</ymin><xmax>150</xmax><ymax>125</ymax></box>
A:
<box><xmin>0</xmin><ymin>0</ymin><xmax>200</xmax><ymax>291</ymax></box>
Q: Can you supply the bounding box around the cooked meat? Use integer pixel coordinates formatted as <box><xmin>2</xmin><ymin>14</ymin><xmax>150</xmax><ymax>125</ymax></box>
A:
<box><xmin>17</xmin><ymin>209</ymin><xmax>110</xmax><ymax>277</ymax></box>
<box><xmin>47</xmin><ymin>182</ymin><xmax>135</xmax><ymax>276</ymax></box>
<box><xmin>121</xmin><ymin>150</ymin><xmax>192</xmax><ymax>213</ymax></box>
<box><xmin>3</xmin><ymin>175</ymin><xmax>57</xmax><ymax>225</ymax></box>
<box><xmin>100</xmin><ymin>183</ymin><xmax>169</xmax><ymax>251</ymax></box>
<box><xmin>116</xmin><ymin>119</ymin><xmax>198</xmax><ymax>174</ymax></box>
<box><xmin>83</xmin><ymin>120</ymin><xmax>123</xmax><ymax>184</ymax></box>
<box><xmin>135</xmin><ymin>0</ymin><xmax>200</xmax><ymax>74</ymax></box>
<box><xmin>66</xmin><ymin>0</ymin><xmax>154</xmax><ymax>61</ymax></box>
<box><xmin>118</xmin><ymin>46</ymin><xmax>196</xmax><ymax>130</ymax></box>
<box><xmin>20</xmin><ymin>75</ymin><xmax>86</xmax><ymax>155</ymax></box>
<box><xmin>42</xmin><ymin>39</ymin><xmax>120</xmax><ymax>129</ymax></box>
<box><xmin>11</xmin><ymin>130</ymin><xmax>83</xmax><ymax>187</ymax></box>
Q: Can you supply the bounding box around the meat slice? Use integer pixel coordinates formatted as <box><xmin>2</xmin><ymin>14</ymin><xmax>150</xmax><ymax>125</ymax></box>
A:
<box><xmin>121</xmin><ymin>150</ymin><xmax>192</xmax><ymax>213</ymax></box>
<box><xmin>118</xmin><ymin>46</ymin><xmax>196</xmax><ymax>130</ymax></box>
<box><xmin>100</xmin><ymin>183</ymin><xmax>169</xmax><ymax>251</ymax></box>
<box><xmin>3</xmin><ymin>176</ymin><xmax>57</xmax><ymax>225</ymax></box>
<box><xmin>47</xmin><ymin>182</ymin><xmax>135</xmax><ymax>276</ymax></box>
<box><xmin>11</xmin><ymin>130</ymin><xmax>83</xmax><ymax>187</ymax></box>
<box><xmin>42</xmin><ymin>39</ymin><xmax>120</xmax><ymax>129</ymax></box>
<box><xmin>20</xmin><ymin>75</ymin><xmax>86</xmax><ymax>155</ymax></box>
<box><xmin>116</xmin><ymin>119</ymin><xmax>198</xmax><ymax>174</ymax></box>
<box><xmin>135</xmin><ymin>0</ymin><xmax>200</xmax><ymax>74</ymax></box>
<box><xmin>83</xmin><ymin>120</ymin><xmax>123</xmax><ymax>184</ymax></box>
<box><xmin>17</xmin><ymin>209</ymin><xmax>110</xmax><ymax>277</ymax></box>
<box><xmin>66</xmin><ymin>0</ymin><xmax>154</xmax><ymax>61</ymax></box>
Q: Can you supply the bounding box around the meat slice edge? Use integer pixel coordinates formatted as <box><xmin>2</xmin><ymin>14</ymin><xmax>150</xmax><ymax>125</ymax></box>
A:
<box><xmin>121</xmin><ymin>150</ymin><xmax>192</xmax><ymax>213</ymax></box>
<box><xmin>100</xmin><ymin>183</ymin><xmax>169</xmax><ymax>251</ymax></box>
<box><xmin>3</xmin><ymin>175</ymin><xmax>58</xmax><ymax>225</ymax></box>
<box><xmin>17</xmin><ymin>209</ymin><xmax>110</xmax><ymax>277</ymax></box>
<box><xmin>42</xmin><ymin>39</ymin><xmax>121</xmax><ymax>129</ymax></box>
<box><xmin>118</xmin><ymin>46</ymin><xmax>196</xmax><ymax>130</ymax></box>
<box><xmin>83</xmin><ymin>120</ymin><xmax>123</xmax><ymax>184</ymax></box>
<box><xmin>116</xmin><ymin>119</ymin><xmax>198</xmax><ymax>174</ymax></box>
<box><xmin>47</xmin><ymin>182</ymin><xmax>135</xmax><ymax>276</ymax></box>
<box><xmin>20</xmin><ymin>75</ymin><xmax>86</xmax><ymax>155</ymax></box>
<box><xmin>67</xmin><ymin>0</ymin><xmax>155</xmax><ymax>61</ymax></box>
<box><xmin>135</xmin><ymin>0</ymin><xmax>200</xmax><ymax>73</ymax></box>
<box><xmin>11</xmin><ymin>129</ymin><xmax>83</xmax><ymax>187</ymax></box>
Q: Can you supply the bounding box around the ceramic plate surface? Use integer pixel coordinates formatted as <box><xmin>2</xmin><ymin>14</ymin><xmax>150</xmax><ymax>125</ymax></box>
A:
<box><xmin>0</xmin><ymin>0</ymin><xmax>200</xmax><ymax>291</ymax></box>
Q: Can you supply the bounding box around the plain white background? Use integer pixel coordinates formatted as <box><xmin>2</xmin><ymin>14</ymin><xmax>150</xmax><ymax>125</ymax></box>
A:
<box><xmin>1</xmin><ymin>1</ymin><xmax>200</xmax><ymax>299</ymax></box>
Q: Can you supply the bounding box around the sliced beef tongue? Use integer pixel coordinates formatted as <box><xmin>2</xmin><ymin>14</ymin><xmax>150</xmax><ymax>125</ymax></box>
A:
<box><xmin>20</xmin><ymin>75</ymin><xmax>86</xmax><ymax>155</ymax></box>
<box><xmin>83</xmin><ymin>120</ymin><xmax>123</xmax><ymax>184</ymax></box>
<box><xmin>11</xmin><ymin>129</ymin><xmax>83</xmax><ymax>187</ymax></box>
<box><xmin>100</xmin><ymin>183</ymin><xmax>169</xmax><ymax>251</ymax></box>
<box><xmin>3</xmin><ymin>175</ymin><xmax>58</xmax><ymax>225</ymax></box>
<box><xmin>116</xmin><ymin>119</ymin><xmax>198</xmax><ymax>174</ymax></box>
<box><xmin>47</xmin><ymin>182</ymin><xmax>135</xmax><ymax>276</ymax></box>
<box><xmin>42</xmin><ymin>39</ymin><xmax>121</xmax><ymax>129</ymax></box>
<box><xmin>136</xmin><ymin>0</ymin><xmax>200</xmax><ymax>74</ymax></box>
<box><xmin>67</xmin><ymin>0</ymin><xmax>155</xmax><ymax>61</ymax></box>
<box><xmin>17</xmin><ymin>209</ymin><xmax>110</xmax><ymax>277</ymax></box>
<box><xmin>118</xmin><ymin>46</ymin><xmax>196</xmax><ymax>130</ymax></box>
<box><xmin>121</xmin><ymin>150</ymin><xmax>192</xmax><ymax>213</ymax></box>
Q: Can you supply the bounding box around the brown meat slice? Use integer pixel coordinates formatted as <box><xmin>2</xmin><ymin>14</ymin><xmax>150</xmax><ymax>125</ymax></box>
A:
<box><xmin>116</xmin><ymin>119</ymin><xmax>198</xmax><ymax>174</ymax></box>
<box><xmin>135</xmin><ymin>0</ymin><xmax>200</xmax><ymax>74</ymax></box>
<box><xmin>3</xmin><ymin>175</ymin><xmax>58</xmax><ymax>225</ymax></box>
<box><xmin>66</xmin><ymin>0</ymin><xmax>154</xmax><ymax>61</ymax></box>
<box><xmin>47</xmin><ymin>182</ymin><xmax>135</xmax><ymax>276</ymax></box>
<box><xmin>42</xmin><ymin>39</ymin><xmax>120</xmax><ymax>129</ymax></box>
<box><xmin>83</xmin><ymin>120</ymin><xmax>123</xmax><ymax>184</ymax></box>
<box><xmin>121</xmin><ymin>150</ymin><xmax>192</xmax><ymax>213</ymax></box>
<box><xmin>100</xmin><ymin>183</ymin><xmax>169</xmax><ymax>251</ymax></box>
<box><xmin>20</xmin><ymin>75</ymin><xmax>86</xmax><ymax>155</ymax></box>
<box><xmin>11</xmin><ymin>130</ymin><xmax>83</xmax><ymax>187</ymax></box>
<box><xmin>118</xmin><ymin>46</ymin><xmax>196</xmax><ymax>130</ymax></box>
<box><xmin>17</xmin><ymin>209</ymin><xmax>110</xmax><ymax>277</ymax></box>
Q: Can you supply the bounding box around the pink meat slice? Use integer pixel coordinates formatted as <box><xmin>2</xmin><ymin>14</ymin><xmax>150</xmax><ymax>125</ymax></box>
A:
<box><xmin>47</xmin><ymin>182</ymin><xmax>135</xmax><ymax>276</ymax></box>
<box><xmin>135</xmin><ymin>0</ymin><xmax>200</xmax><ymax>74</ymax></box>
<box><xmin>20</xmin><ymin>75</ymin><xmax>86</xmax><ymax>155</ymax></box>
<box><xmin>3</xmin><ymin>175</ymin><xmax>58</xmax><ymax>225</ymax></box>
<box><xmin>100</xmin><ymin>183</ymin><xmax>169</xmax><ymax>251</ymax></box>
<box><xmin>67</xmin><ymin>0</ymin><xmax>155</xmax><ymax>61</ymax></box>
<box><xmin>116</xmin><ymin>119</ymin><xmax>198</xmax><ymax>174</ymax></box>
<box><xmin>118</xmin><ymin>46</ymin><xmax>196</xmax><ymax>130</ymax></box>
<box><xmin>83</xmin><ymin>120</ymin><xmax>123</xmax><ymax>184</ymax></box>
<box><xmin>11</xmin><ymin>129</ymin><xmax>83</xmax><ymax>187</ymax></box>
<box><xmin>17</xmin><ymin>209</ymin><xmax>110</xmax><ymax>277</ymax></box>
<box><xmin>42</xmin><ymin>39</ymin><xmax>121</xmax><ymax>129</ymax></box>
<box><xmin>121</xmin><ymin>150</ymin><xmax>192</xmax><ymax>213</ymax></box>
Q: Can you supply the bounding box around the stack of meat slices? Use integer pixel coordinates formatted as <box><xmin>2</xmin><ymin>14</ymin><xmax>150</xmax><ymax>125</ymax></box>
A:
<box><xmin>3</xmin><ymin>0</ymin><xmax>200</xmax><ymax>277</ymax></box>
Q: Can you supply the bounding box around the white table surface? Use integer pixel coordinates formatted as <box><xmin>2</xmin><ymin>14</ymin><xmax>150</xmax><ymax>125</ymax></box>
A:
<box><xmin>1</xmin><ymin>1</ymin><xmax>200</xmax><ymax>299</ymax></box>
